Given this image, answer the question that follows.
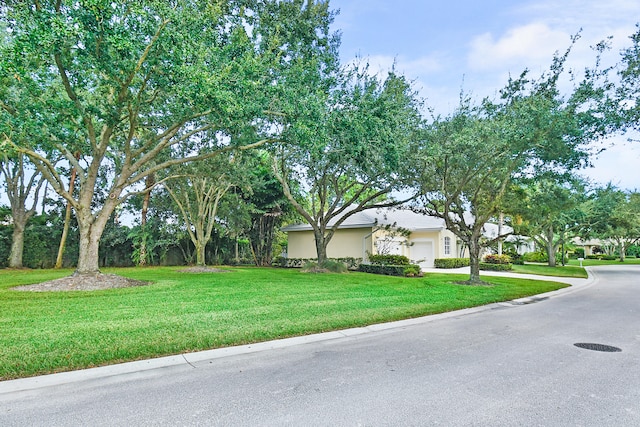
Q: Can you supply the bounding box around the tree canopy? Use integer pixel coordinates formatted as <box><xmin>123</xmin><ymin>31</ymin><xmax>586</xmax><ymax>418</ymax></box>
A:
<box><xmin>414</xmin><ymin>46</ymin><xmax>609</xmax><ymax>284</ymax></box>
<box><xmin>0</xmin><ymin>0</ymin><xmax>336</xmax><ymax>275</ymax></box>
<box><xmin>273</xmin><ymin>67</ymin><xmax>423</xmax><ymax>264</ymax></box>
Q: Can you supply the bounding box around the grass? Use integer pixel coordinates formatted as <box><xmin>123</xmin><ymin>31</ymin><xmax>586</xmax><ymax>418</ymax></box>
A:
<box><xmin>0</xmin><ymin>266</ymin><xmax>570</xmax><ymax>380</ymax></box>
<box><xmin>566</xmin><ymin>257</ymin><xmax>640</xmax><ymax>266</ymax></box>
<box><xmin>511</xmin><ymin>263</ymin><xmax>588</xmax><ymax>278</ymax></box>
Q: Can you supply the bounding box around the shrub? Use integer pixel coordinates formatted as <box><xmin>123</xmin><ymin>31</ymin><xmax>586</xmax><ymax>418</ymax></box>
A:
<box><xmin>358</xmin><ymin>263</ymin><xmax>422</xmax><ymax>277</ymax></box>
<box><xmin>301</xmin><ymin>260</ymin><xmax>348</xmax><ymax>273</ymax></box>
<box><xmin>321</xmin><ymin>260</ymin><xmax>348</xmax><ymax>273</ymax></box>
<box><xmin>368</xmin><ymin>254</ymin><xmax>410</xmax><ymax>266</ymax></box>
<box><xmin>522</xmin><ymin>251</ymin><xmax>548</xmax><ymax>263</ymax></box>
<box><xmin>403</xmin><ymin>264</ymin><xmax>423</xmax><ymax>277</ymax></box>
<box><xmin>273</xmin><ymin>257</ymin><xmax>362</xmax><ymax>269</ymax></box>
<box><xmin>434</xmin><ymin>258</ymin><xmax>470</xmax><ymax>268</ymax></box>
<box><xmin>479</xmin><ymin>262</ymin><xmax>513</xmax><ymax>271</ymax></box>
<box><xmin>586</xmin><ymin>254</ymin><xmax>617</xmax><ymax>261</ymax></box>
<box><xmin>483</xmin><ymin>254</ymin><xmax>512</xmax><ymax>264</ymax></box>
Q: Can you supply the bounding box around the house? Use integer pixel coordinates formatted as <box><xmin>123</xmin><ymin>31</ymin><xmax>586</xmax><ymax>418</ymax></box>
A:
<box><xmin>282</xmin><ymin>208</ymin><xmax>459</xmax><ymax>269</ymax></box>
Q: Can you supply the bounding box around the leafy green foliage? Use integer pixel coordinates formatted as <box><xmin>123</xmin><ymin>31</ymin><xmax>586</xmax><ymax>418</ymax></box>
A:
<box><xmin>434</xmin><ymin>258</ymin><xmax>470</xmax><ymax>268</ymax></box>
<box><xmin>368</xmin><ymin>254</ymin><xmax>411</xmax><ymax>266</ymax></box>
<box><xmin>1</xmin><ymin>0</ymin><xmax>337</xmax><ymax>273</ymax></box>
<box><xmin>483</xmin><ymin>254</ymin><xmax>512</xmax><ymax>265</ymax></box>
<box><xmin>415</xmin><ymin>42</ymin><xmax>609</xmax><ymax>283</ymax></box>
<box><xmin>358</xmin><ymin>263</ymin><xmax>422</xmax><ymax>277</ymax></box>
<box><xmin>274</xmin><ymin>67</ymin><xmax>423</xmax><ymax>263</ymax></box>
<box><xmin>479</xmin><ymin>262</ymin><xmax>513</xmax><ymax>271</ymax></box>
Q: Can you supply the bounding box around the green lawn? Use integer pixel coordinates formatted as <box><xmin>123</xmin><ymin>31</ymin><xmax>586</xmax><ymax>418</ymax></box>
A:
<box><xmin>0</xmin><ymin>267</ymin><xmax>569</xmax><ymax>380</ymax></box>
<box><xmin>511</xmin><ymin>263</ymin><xmax>588</xmax><ymax>278</ymax></box>
<box><xmin>566</xmin><ymin>257</ymin><xmax>640</xmax><ymax>266</ymax></box>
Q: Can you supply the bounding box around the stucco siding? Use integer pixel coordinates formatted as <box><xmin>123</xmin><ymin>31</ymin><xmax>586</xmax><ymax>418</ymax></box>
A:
<box><xmin>287</xmin><ymin>228</ymin><xmax>373</xmax><ymax>259</ymax></box>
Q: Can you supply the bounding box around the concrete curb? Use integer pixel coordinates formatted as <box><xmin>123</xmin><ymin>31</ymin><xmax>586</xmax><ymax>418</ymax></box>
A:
<box><xmin>0</xmin><ymin>268</ymin><xmax>596</xmax><ymax>395</ymax></box>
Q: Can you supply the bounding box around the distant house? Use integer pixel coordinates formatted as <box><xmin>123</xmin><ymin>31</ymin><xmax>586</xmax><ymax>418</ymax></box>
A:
<box><xmin>282</xmin><ymin>208</ymin><xmax>459</xmax><ymax>269</ymax></box>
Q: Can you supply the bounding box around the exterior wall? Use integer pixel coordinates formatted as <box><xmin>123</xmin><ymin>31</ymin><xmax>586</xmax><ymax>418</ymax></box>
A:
<box><xmin>286</xmin><ymin>228</ymin><xmax>373</xmax><ymax>259</ymax></box>
<box><xmin>370</xmin><ymin>228</ymin><xmax>458</xmax><ymax>268</ymax></box>
<box><xmin>286</xmin><ymin>226</ymin><xmax>458</xmax><ymax>268</ymax></box>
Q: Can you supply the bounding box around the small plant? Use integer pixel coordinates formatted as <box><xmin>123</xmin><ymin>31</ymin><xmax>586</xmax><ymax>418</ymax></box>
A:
<box><xmin>403</xmin><ymin>265</ymin><xmax>423</xmax><ymax>277</ymax></box>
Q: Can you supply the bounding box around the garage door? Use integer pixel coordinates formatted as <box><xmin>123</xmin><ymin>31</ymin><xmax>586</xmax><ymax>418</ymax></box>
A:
<box><xmin>410</xmin><ymin>241</ymin><xmax>434</xmax><ymax>269</ymax></box>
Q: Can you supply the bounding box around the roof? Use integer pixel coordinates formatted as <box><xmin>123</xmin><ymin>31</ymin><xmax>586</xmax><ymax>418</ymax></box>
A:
<box><xmin>282</xmin><ymin>207</ymin><xmax>447</xmax><ymax>232</ymax></box>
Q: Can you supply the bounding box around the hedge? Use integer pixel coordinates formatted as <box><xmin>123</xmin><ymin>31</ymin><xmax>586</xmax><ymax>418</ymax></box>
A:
<box><xmin>434</xmin><ymin>258</ymin><xmax>470</xmax><ymax>268</ymax></box>
<box><xmin>483</xmin><ymin>254</ymin><xmax>512</xmax><ymax>264</ymax></box>
<box><xmin>358</xmin><ymin>263</ymin><xmax>423</xmax><ymax>277</ymax></box>
<box><xmin>368</xmin><ymin>254</ymin><xmax>410</xmax><ymax>265</ymax></box>
<box><xmin>273</xmin><ymin>257</ymin><xmax>362</xmax><ymax>269</ymax></box>
<box><xmin>586</xmin><ymin>255</ymin><xmax>617</xmax><ymax>261</ymax></box>
<box><xmin>479</xmin><ymin>262</ymin><xmax>513</xmax><ymax>271</ymax></box>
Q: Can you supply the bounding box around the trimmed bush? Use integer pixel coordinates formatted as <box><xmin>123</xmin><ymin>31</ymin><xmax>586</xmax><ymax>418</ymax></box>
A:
<box><xmin>479</xmin><ymin>262</ymin><xmax>513</xmax><ymax>271</ymax></box>
<box><xmin>274</xmin><ymin>257</ymin><xmax>362</xmax><ymax>269</ymax></box>
<box><xmin>483</xmin><ymin>254</ymin><xmax>512</xmax><ymax>264</ymax></box>
<box><xmin>368</xmin><ymin>254</ymin><xmax>410</xmax><ymax>266</ymax></box>
<box><xmin>403</xmin><ymin>264</ymin><xmax>423</xmax><ymax>277</ymax></box>
<box><xmin>301</xmin><ymin>260</ymin><xmax>348</xmax><ymax>273</ymax></box>
<box><xmin>586</xmin><ymin>254</ymin><xmax>617</xmax><ymax>261</ymax></box>
<box><xmin>522</xmin><ymin>251</ymin><xmax>548</xmax><ymax>263</ymax></box>
<box><xmin>358</xmin><ymin>263</ymin><xmax>422</xmax><ymax>277</ymax></box>
<box><xmin>434</xmin><ymin>258</ymin><xmax>470</xmax><ymax>268</ymax></box>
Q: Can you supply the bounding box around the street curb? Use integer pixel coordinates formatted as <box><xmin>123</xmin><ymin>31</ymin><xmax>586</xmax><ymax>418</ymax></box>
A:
<box><xmin>0</xmin><ymin>269</ymin><xmax>596</xmax><ymax>395</ymax></box>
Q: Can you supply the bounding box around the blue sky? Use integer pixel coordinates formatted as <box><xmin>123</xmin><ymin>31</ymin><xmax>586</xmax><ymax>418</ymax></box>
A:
<box><xmin>330</xmin><ymin>0</ymin><xmax>640</xmax><ymax>191</ymax></box>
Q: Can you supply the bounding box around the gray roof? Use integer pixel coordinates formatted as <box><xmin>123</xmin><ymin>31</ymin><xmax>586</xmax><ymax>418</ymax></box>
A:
<box><xmin>282</xmin><ymin>207</ymin><xmax>446</xmax><ymax>232</ymax></box>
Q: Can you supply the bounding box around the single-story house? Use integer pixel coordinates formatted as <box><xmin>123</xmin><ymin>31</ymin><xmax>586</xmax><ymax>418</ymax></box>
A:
<box><xmin>282</xmin><ymin>208</ymin><xmax>459</xmax><ymax>269</ymax></box>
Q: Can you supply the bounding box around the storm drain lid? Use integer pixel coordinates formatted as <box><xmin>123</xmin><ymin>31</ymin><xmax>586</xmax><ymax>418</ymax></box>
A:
<box><xmin>574</xmin><ymin>343</ymin><xmax>622</xmax><ymax>352</ymax></box>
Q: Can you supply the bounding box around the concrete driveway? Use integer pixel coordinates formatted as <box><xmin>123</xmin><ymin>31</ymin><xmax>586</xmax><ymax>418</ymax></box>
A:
<box><xmin>1</xmin><ymin>265</ymin><xmax>639</xmax><ymax>426</ymax></box>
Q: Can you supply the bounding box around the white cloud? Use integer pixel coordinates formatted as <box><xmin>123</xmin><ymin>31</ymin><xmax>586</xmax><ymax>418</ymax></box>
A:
<box><xmin>582</xmin><ymin>134</ymin><xmax>640</xmax><ymax>191</ymax></box>
<box><xmin>468</xmin><ymin>23</ymin><xmax>569</xmax><ymax>71</ymax></box>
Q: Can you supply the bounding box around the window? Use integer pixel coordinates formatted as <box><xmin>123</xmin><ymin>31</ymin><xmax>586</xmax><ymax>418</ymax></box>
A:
<box><xmin>444</xmin><ymin>236</ymin><xmax>451</xmax><ymax>255</ymax></box>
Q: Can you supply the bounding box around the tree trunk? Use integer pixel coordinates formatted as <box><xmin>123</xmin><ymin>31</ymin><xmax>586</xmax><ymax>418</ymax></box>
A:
<box><xmin>76</xmin><ymin>223</ymin><xmax>103</xmax><ymax>274</ymax></box>
<box><xmin>467</xmin><ymin>237</ymin><xmax>483</xmax><ymax>285</ymax></box>
<box><xmin>195</xmin><ymin>242</ymin><xmax>206</xmax><ymax>266</ymax></box>
<box><xmin>619</xmin><ymin>242</ymin><xmax>626</xmax><ymax>262</ymax></box>
<box><xmin>8</xmin><ymin>220</ymin><xmax>26</xmax><ymax>268</ymax></box>
<box><xmin>74</xmin><ymin>202</ymin><xmax>114</xmax><ymax>275</ymax></box>
<box><xmin>138</xmin><ymin>174</ymin><xmax>154</xmax><ymax>267</ymax></box>
<box><xmin>314</xmin><ymin>230</ymin><xmax>328</xmax><ymax>265</ymax></box>
<box><xmin>544</xmin><ymin>226</ymin><xmax>557</xmax><ymax>267</ymax></box>
<box><xmin>55</xmin><ymin>155</ymin><xmax>79</xmax><ymax>269</ymax></box>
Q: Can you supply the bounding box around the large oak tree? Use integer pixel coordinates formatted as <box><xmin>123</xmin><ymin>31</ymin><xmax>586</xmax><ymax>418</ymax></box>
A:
<box><xmin>415</xmin><ymin>48</ymin><xmax>609</xmax><ymax>284</ymax></box>
<box><xmin>273</xmin><ymin>68</ymin><xmax>423</xmax><ymax>264</ymax></box>
<box><xmin>0</xmin><ymin>0</ymin><xmax>335</xmax><ymax>275</ymax></box>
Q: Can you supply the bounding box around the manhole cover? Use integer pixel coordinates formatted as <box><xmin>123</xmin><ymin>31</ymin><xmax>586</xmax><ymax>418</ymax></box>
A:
<box><xmin>574</xmin><ymin>343</ymin><xmax>622</xmax><ymax>352</ymax></box>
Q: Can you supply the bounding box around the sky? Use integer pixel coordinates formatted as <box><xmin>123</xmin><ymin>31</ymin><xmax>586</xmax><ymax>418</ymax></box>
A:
<box><xmin>330</xmin><ymin>0</ymin><xmax>640</xmax><ymax>191</ymax></box>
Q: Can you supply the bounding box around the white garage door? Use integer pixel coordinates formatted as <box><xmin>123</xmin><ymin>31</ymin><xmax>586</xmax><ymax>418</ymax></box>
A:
<box><xmin>411</xmin><ymin>241</ymin><xmax>434</xmax><ymax>269</ymax></box>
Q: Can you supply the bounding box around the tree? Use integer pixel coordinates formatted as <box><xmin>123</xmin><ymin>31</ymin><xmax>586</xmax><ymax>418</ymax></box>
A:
<box><xmin>617</xmin><ymin>24</ymin><xmax>640</xmax><ymax>131</ymax></box>
<box><xmin>506</xmin><ymin>175</ymin><xmax>588</xmax><ymax>267</ymax></box>
<box><xmin>0</xmin><ymin>153</ymin><xmax>45</xmax><ymax>268</ymax></box>
<box><xmin>1</xmin><ymin>0</ymin><xmax>335</xmax><ymax>276</ymax></box>
<box><xmin>164</xmin><ymin>153</ymin><xmax>249</xmax><ymax>267</ymax></box>
<box><xmin>273</xmin><ymin>69</ymin><xmax>423</xmax><ymax>265</ymax></box>
<box><xmin>242</xmin><ymin>152</ymin><xmax>295</xmax><ymax>266</ymax></box>
<box><xmin>584</xmin><ymin>185</ymin><xmax>640</xmax><ymax>261</ymax></box>
<box><xmin>415</xmin><ymin>47</ymin><xmax>608</xmax><ymax>284</ymax></box>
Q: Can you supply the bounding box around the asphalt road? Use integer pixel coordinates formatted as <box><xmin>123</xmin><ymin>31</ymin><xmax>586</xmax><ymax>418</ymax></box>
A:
<box><xmin>1</xmin><ymin>265</ymin><xmax>639</xmax><ymax>426</ymax></box>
